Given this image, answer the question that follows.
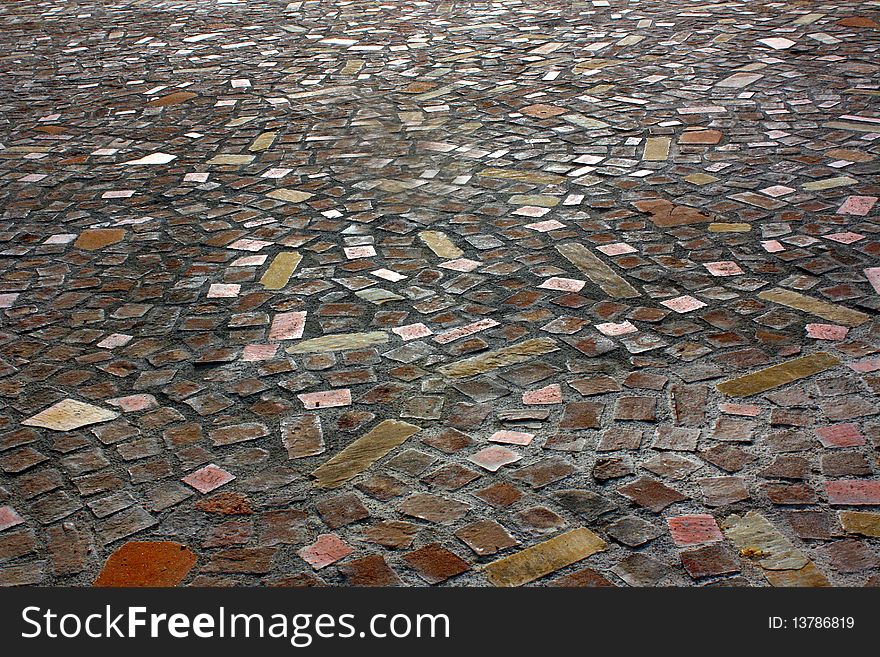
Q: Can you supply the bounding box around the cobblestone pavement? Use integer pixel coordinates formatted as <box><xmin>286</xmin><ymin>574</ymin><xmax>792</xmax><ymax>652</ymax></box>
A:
<box><xmin>0</xmin><ymin>0</ymin><xmax>879</xmax><ymax>587</ymax></box>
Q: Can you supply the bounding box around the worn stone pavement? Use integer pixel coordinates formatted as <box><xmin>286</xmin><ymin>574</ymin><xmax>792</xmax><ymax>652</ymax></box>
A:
<box><xmin>0</xmin><ymin>0</ymin><xmax>879</xmax><ymax>587</ymax></box>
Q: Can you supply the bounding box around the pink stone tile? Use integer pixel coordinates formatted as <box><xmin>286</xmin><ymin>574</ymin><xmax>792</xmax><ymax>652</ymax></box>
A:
<box><xmin>522</xmin><ymin>383</ymin><xmax>562</xmax><ymax>405</ymax></box>
<box><xmin>806</xmin><ymin>323</ymin><xmax>849</xmax><ymax>341</ymax></box>
<box><xmin>489</xmin><ymin>430</ymin><xmax>535</xmax><ymax>446</ymax></box>
<box><xmin>0</xmin><ymin>293</ymin><xmax>19</xmax><ymax>308</ymax></box>
<box><xmin>297</xmin><ymin>389</ymin><xmax>352</xmax><ymax>410</ymax></box>
<box><xmin>438</xmin><ymin>258</ymin><xmax>481</xmax><ymax>272</ymax></box>
<box><xmin>182</xmin><ymin>464</ymin><xmax>235</xmax><ymax>493</ymax></box>
<box><xmin>242</xmin><ymin>343</ymin><xmax>279</xmax><ymax>361</ymax></box>
<box><xmin>837</xmin><ymin>195</ymin><xmax>877</xmax><ymax>216</ymax></box>
<box><xmin>514</xmin><ymin>205</ymin><xmax>550</xmax><ymax>218</ymax></box>
<box><xmin>372</xmin><ymin>268</ymin><xmax>406</xmax><ymax>282</ymax></box>
<box><xmin>595</xmin><ymin>320</ymin><xmax>638</xmax><ymax>337</ymax></box>
<box><xmin>207</xmin><ymin>283</ymin><xmax>240</xmax><ymax>298</ymax></box>
<box><xmin>262</xmin><ymin>168</ymin><xmax>292</xmax><ymax>179</ymax></box>
<box><xmin>704</xmin><ymin>261</ymin><xmax>744</xmax><ymax>277</ymax></box>
<box><xmin>230</xmin><ymin>254</ymin><xmax>267</xmax><ymax>267</ymax></box>
<box><xmin>760</xmin><ymin>185</ymin><xmax>795</xmax><ymax>197</ymax></box>
<box><xmin>269</xmin><ymin>311</ymin><xmax>306</xmax><ymax>340</ymax></box>
<box><xmin>343</xmin><ymin>245</ymin><xmax>376</xmax><ymax>259</ymax></box>
<box><xmin>524</xmin><ymin>219</ymin><xmax>566</xmax><ymax>232</ymax></box>
<box><xmin>97</xmin><ymin>333</ymin><xmax>133</xmax><ymax>349</ymax></box>
<box><xmin>468</xmin><ymin>446</ymin><xmax>522</xmax><ymax>472</ymax></box>
<box><xmin>228</xmin><ymin>238</ymin><xmax>272</xmax><ymax>252</ymax></box>
<box><xmin>107</xmin><ymin>394</ymin><xmax>158</xmax><ymax>412</ymax></box>
<box><xmin>597</xmin><ymin>242</ymin><xmax>638</xmax><ymax>256</ymax></box>
<box><xmin>0</xmin><ymin>505</ymin><xmax>25</xmax><ymax>532</ymax></box>
<box><xmin>848</xmin><ymin>358</ymin><xmax>880</xmax><ymax>373</ymax></box>
<box><xmin>864</xmin><ymin>267</ymin><xmax>880</xmax><ymax>294</ymax></box>
<box><xmin>816</xmin><ymin>423</ymin><xmax>866</xmax><ymax>448</ymax></box>
<box><xmin>826</xmin><ymin>481</ymin><xmax>880</xmax><ymax>505</ymax></box>
<box><xmin>393</xmin><ymin>323</ymin><xmax>433</xmax><ymax>341</ymax></box>
<box><xmin>667</xmin><ymin>514</ymin><xmax>723</xmax><ymax>546</ymax></box>
<box><xmin>434</xmin><ymin>318</ymin><xmax>499</xmax><ymax>344</ymax></box>
<box><xmin>298</xmin><ymin>534</ymin><xmax>353</xmax><ymax>570</ymax></box>
<box><xmin>44</xmin><ymin>233</ymin><xmax>77</xmax><ymax>245</ymax></box>
<box><xmin>719</xmin><ymin>403</ymin><xmax>761</xmax><ymax>417</ymax></box>
<box><xmin>761</xmin><ymin>240</ymin><xmax>785</xmax><ymax>253</ymax></box>
<box><xmin>661</xmin><ymin>295</ymin><xmax>706</xmax><ymax>313</ymax></box>
<box><xmin>538</xmin><ymin>277</ymin><xmax>586</xmax><ymax>292</ymax></box>
<box><xmin>823</xmin><ymin>232</ymin><xmax>865</xmax><ymax>244</ymax></box>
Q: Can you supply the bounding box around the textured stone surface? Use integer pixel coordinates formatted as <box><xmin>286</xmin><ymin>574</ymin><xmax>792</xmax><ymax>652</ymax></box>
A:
<box><xmin>483</xmin><ymin>528</ymin><xmax>606</xmax><ymax>587</ymax></box>
<box><xmin>312</xmin><ymin>420</ymin><xmax>420</xmax><ymax>488</ymax></box>
<box><xmin>0</xmin><ymin>0</ymin><xmax>877</xmax><ymax>588</ymax></box>
<box><xmin>94</xmin><ymin>541</ymin><xmax>197</xmax><ymax>587</ymax></box>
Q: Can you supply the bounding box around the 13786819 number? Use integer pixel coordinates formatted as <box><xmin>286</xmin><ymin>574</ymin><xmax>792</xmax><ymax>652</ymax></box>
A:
<box><xmin>790</xmin><ymin>617</ymin><xmax>855</xmax><ymax>629</ymax></box>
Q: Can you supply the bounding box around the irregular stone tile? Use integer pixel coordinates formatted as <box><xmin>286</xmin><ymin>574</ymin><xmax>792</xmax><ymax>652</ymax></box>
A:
<box><xmin>483</xmin><ymin>528</ymin><xmax>606</xmax><ymax>587</ymax></box>
<box><xmin>23</xmin><ymin>399</ymin><xmax>118</xmax><ymax>431</ymax></box>
<box><xmin>312</xmin><ymin>420</ymin><xmax>421</xmax><ymax>489</ymax></box>
<box><xmin>716</xmin><ymin>353</ymin><xmax>841</xmax><ymax>398</ymax></box>
<box><xmin>94</xmin><ymin>541</ymin><xmax>197</xmax><ymax>587</ymax></box>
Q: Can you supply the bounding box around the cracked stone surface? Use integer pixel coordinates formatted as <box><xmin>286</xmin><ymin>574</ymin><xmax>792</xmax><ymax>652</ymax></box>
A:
<box><xmin>0</xmin><ymin>0</ymin><xmax>878</xmax><ymax>587</ymax></box>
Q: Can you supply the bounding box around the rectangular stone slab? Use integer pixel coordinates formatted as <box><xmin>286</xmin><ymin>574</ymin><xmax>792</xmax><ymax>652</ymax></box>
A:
<box><xmin>419</xmin><ymin>231</ymin><xmax>463</xmax><ymax>258</ymax></box>
<box><xmin>477</xmin><ymin>167</ymin><xmax>566</xmax><ymax>185</ymax></box>
<box><xmin>437</xmin><ymin>338</ymin><xmax>559</xmax><ymax>378</ymax></box>
<box><xmin>758</xmin><ymin>287</ymin><xmax>870</xmax><ymax>327</ymax></box>
<box><xmin>483</xmin><ymin>528</ymin><xmax>606</xmax><ymax>587</ymax></box>
<box><xmin>839</xmin><ymin>511</ymin><xmax>880</xmax><ymax>537</ymax></box>
<box><xmin>286</xmin><ymin>331</ymin><xmax>389</xmax><ymax>354</ymax></box>
<box><xmin>556</xmin><ymin>243</ymin><xmax>640</xmax><ymax>298</ymax></box>
<box><xmin>643</xmin><ymin>136</ymin><xmax>671</xmax><ymax>161</ymax></box>
<box><xmin>715</xmin><ymin>352</ymin><xmax>840</xmax><ymax>398</ymax></box>
<box><xmin>260</xmin><ymin>251</ymin><xmax>302</xmax><ymax>290</ymax></box>
<box><xmin>311</xmin><ymin>419</ymin><xmax>420</xmax><ymax>488</ymax></box>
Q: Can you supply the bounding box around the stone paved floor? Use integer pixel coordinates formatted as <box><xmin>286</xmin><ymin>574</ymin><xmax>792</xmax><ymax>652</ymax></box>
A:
<box><xmin>0</xmin><ymin>0</ymin><xmax>879</xmax><ymax>587</ymax></box>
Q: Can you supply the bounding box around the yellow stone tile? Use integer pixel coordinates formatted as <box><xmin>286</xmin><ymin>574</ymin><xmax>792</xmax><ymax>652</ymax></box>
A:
<box><xmin>721</xmin><ymin>511</ymin><xmax>809</xmax><ymax>570</ymax></box>
<box><xmin>266</xmin><ymin>188</ymin><xmax>314</xmax><ymax>203</ymax></box>
<box><xmin>260</xmin><ymin>252</ymin><xmax>301</xmax><ymax>290</ymax></box>
<box><xmin>839</xmin><ymin>511</ymin><xmax>880</xmax><ymax>537</ymax></box>
<box><xmin>483</xmin><ymin>528</ymin><xmax>606</xmax><ymax>587</ymax></box>
<box><xmin>477</xmin><ymin>167</ymin><xmax>566</xmax><ymax>185</ymax></box>
<box><xmin>763</xmin><ymin>562</ymin><xmax>830</xmax><ymax>587</ymax></box>
<box><xmin>23</xmin><ymin>399</ymin><xmax>119</xmax><ymax>431</ymax></box>
<box><xmin>708</xmin><ymin>222</ymin><xmax>750</xmax><ymax>232</ymax></box>
<box><xmin>508</xmin><ymin>195</ymin><xmax>560</xmax><ymax>207</ymax></box>
<box><xmin>341</xmin><ymin>60</ymin><xmax>363</xmax><ymax>75</ymax></box>
<box><xmin>286</xmin><ymin>331</ymin><xmax>389</xmax><ymax>354</ymax></box>
<box><xmin>758</xmin><ymin>287</ymin><xmax>870</xmax><ymax>327</ymax></box>
<box><xmin>206</xmin><ymin>154</ymin><xmax>255</xmax><ymax>165</ymax></box>
<box><xmin>437</xmin><ymin>338</ymin><xmax>559</xmax><ymax>378</ymax></box>
<box><xmin>716</xmin><ymin>352</ymin><xmax>840</xmax><ymax>398</ymax></box>
<box><xmin>248</xmin><ymin>131</ymin><xmax>277</xmax><ymax>152</ymax></box>
<box><xmin>802</xmin><ymin>175</ymin><xmax>857</xmax><ymax>190</ymax></box>
<box><xmin>643</xmin><ymin>136</ymin><xmax>671</xmax><ymax>161</ymax></box>
<box><xmin>720</xmin><ymin>510</ymin><xmax>828</xmax><ymax>588</ymax></box>
<box><xmin>685</xmin><ymin>173</ymin><xmax>719</xmax><ymax>186</ymax></box>
<box><xmin>312</xmin><ymin>420</ymin><xmax>421</xmax><ymax>489</ymax></box>
<box><xmin>555</xmin><ymin>242</ymin><xmax>640</xmax><ymax>298</ymax></box>
<box><xmin>419</xmin><ymin>231</ymin><xmax>463</xmax><ymax>259</ymax></box>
